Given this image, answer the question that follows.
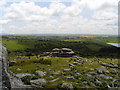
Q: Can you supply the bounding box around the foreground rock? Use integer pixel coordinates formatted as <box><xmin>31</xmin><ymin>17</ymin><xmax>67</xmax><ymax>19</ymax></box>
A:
<box><xmin>30</xmin><ymin>79</ymin><xmax>47</xmax><ymax>86</ymax></box>
<box><xmin>0</xmin><ymin>44</ymin><xmax>33</xmax><ymax>89</ymax></box>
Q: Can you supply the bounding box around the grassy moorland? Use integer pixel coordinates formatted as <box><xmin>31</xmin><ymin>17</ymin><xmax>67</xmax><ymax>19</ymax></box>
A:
<box><xmin>1</xmin><ymin>35</ymin><xmax>120</xmax><ymax>88</ymax></box>
<box><xmin>2</xmin><ymin>36</ymin><xmax>119</xmax><ymax>58</ymax></box>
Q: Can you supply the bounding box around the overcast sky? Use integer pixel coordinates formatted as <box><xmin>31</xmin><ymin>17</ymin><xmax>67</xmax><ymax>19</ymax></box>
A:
<box><xmin>0</xmin><ymin>0</ymin><xmax>119</xmax><ymax>35</ymax></box>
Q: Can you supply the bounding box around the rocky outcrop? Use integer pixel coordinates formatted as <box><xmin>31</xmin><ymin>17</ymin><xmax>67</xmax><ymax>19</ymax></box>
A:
<box><xmin>0</xmin><ymin>44</ymin><xmax>34</xmax><ymax>90</ymax></box>
<box><xmin>0</xmin><ymin>44</ymin><xmax>11</xmax><ymax>90</ymax></box>
<box><xmin>44</xmin><ymin>48</ymin><xmax>75</xmax><ymax>57</ymax></box>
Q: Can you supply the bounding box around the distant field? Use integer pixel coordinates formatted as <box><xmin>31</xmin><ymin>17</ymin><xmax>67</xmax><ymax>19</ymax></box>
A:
<box><xmin>64</xmin><ymin>37</ymin><xmax>119</xmax><ymax>43</ymax></box>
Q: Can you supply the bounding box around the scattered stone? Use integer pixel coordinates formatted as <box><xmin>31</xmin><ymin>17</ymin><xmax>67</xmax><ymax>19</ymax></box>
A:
<box><xmin>16</xmin><ymin>73</ymin><xmax>35</xmax><ymax>78</ymax></box>
<box><xmin>99</xmin><ymin>74</ymin><xmax>112</xmax><ymax>79</ymax></box>
<box><xmin>90</xmin><ymin>82</ymin><xmax>96</xmax><ymax>87</ymax></box>
<box><xmin>76</xmin><ymin>73</ymin><xmax>81</xmax><ymax>75</ymax></box>
<box><xmin>100</xmin><ymin>63</ymin><xmax>119</xmax><ymax>68</ymax></box>
<box><xmin>37</xmin><ymin>55</ymin><xmax>41</xmax><ymax>57</ymax></box>
<box><xmin>83</xmin><ymin>81</ymin><xmax>87</xmax><ymax>84</ymax></box>
<box><xmin>35</xmin><ymin>71</ymin><xmax>47</xmax><ymax>77</ymax></box>
<box><xmin>96</xmin><ymin>67</ymin><xmax>107</xmax><ymax>74</ymax></box>
<box><xmin>53</xmin><ymin>71</ymin><xmax>61</xmax><ymax>75</ymax></box>
<box><xmin>88</xmin><ymin>68</ymin><xmax>94</xmax><ymax>71</ymax></box>
<box><xmin>49</xmin><ymin>76</ymin><xmax>54</xmax><ymax>79</ymax></box>
<box><xmin>105</xmin><ymin>70</ymin><xmax>110</xmax><ymax>73</ymax></box>
<box><xmin>96</xmin><ymin>79</ymin><xmax>101</xmax><ymax>84</ymax></box>
<box><xmin>77</xmin><ymin>63</ymin><xmax>83</xmax><ymax>65</ymax></box>
<box><xmin>68</xmin><ymin>64</ymin><xmax>75</xmax><ymax>67</ymax></box>
<box><xmin>84</xmin><ymin>67</ymin><xmax>88</xmax><ymax>69</ymax></box>
<box><xmin>50</xmin><ymin>78</ymin><xmax>59</xmax><ymax>82</ymax></box>
<box><xmin>65</xmin><ymin>76</ymin><xmax>75</xmax><ymax>80</ymax></box>
<box><xmin>30</xmin><ymin>79</ymin><xmax>46</xmax><ymax>86</ymax></box>
<box><xmin>68</xmin><ymin>63</ymin><xmax>73</xmax><ymax>66</ymax></box>
<box><xmin>73</xmin><ymin>56</ymin><xmax>79</xmax><ymax>58</ymax></box>
<box><xmin>61</xmin><ymin>83</ymin><xmax>73</xmax><ymax>89</ymax></box>
<box><xmin>74</xmin><ymin>59</ymin><xmax>77</xmax><ymax>62</ymax></box>
<box><xmin>73</xmin><ymin>62</ymin><xmax>78</xmax><ymax>65</ymax></box>
<box><xmin>87</xmin><ymin>74</ymin><xmax>93</xmax><ymax>78</ymax></box>
<box><xmin>9</xmin><ymin>60</ymin><xmax>16</xmax><ymax>66</ymax></box>
<box><xmin>88</xmin><ymin>72</ymin><xmax>97</xmax><ymax>75</ymax></box>
<box><xmin>16</xmin><ymin>68</ymin><xmax>21</xmax><ymax>71</ymax></box>
<box><xmin>64</xmin><ymin>68</ymin><xmax>71</xmax><ymax>71</ymax></box>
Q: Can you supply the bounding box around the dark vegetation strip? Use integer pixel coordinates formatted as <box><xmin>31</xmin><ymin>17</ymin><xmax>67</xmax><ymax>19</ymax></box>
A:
<box><xmin>2</xmin><ymin>36</ymin><xmax>119</xmax><ymax>58</ymax></box>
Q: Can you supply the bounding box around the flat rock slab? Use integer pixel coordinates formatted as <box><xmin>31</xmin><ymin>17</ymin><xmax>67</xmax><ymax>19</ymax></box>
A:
<box><xmin>36</xmin><ymin>71</ymin><xmax>47</xmax><ymax>77</ymax></box>
<box><xmin>64</xmin><ymin>68</ymin><xmax>71</xmax><ymax>71</ymax></box>
<box><xmin>53</xmin><ymin>71</ymin><xmax>61</xmax><ymax>75</ymax></box>
<box><xmin>16</xmin><ymin>73</ymin><xmax>35</xmax><ymax>78</ymax></box>
<box><xmin>30</xmin><ymin>79</ymin><xmax>46</xmax><ymax>86</ymax></box>
<box><xmin>50</xmin><ymin>78</ymin><xmax>59</xmax><ymax>82</ymax></box>
<box><xmin>65</xmin><ymin>76</ymin><xmax>75</xmax><ymax>80</ymax></box>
